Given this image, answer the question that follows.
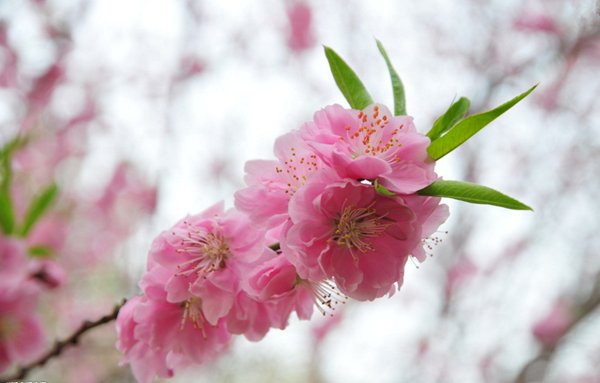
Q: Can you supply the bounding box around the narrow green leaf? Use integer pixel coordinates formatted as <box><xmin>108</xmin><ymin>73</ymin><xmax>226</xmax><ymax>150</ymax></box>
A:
<box><xmin>427</xmin><ymin>97</ymin><xmax>471</xmax><ymax>141</ymax></box>
<box><xmin>29</xmin><ymin>245</ymin><xmax>55</xmax><ymax>258</ymax></box>
<box><xmin>19</xmin><ymin>183</ymin><xmax>59</xmax><ymax>236</ymax></box>
<box><xmin>375</xmin><ymin>39</ymin><xmax>406</xmax><ymax>115</ymax></box>
<box><xmin>0</xmin><ymin>137</ymin><xmax>23</xmax><ymax>234</ymax></box>
<box><xmin>0</xmin><ymin>192</ymin><xmax>15</xmax><ymax>234</ymax></box>
<box><xmin>418</xmin><ymin>180</ymin><xmax>532</xmax><ymax>210</ymax></box>
<box><xmin>374</xmin><ymin>179</ymin><xmax>395</xmax><ymax>197</ymax></box>
<box><xmin>324</xmin><ymin>46</ymin><xmax>373</xmax><ymax>109</ymax></box>
<box><xmin>427</xmin><ymin>84</ymin><xmax>538</xmax><ymax>160</ymax></box>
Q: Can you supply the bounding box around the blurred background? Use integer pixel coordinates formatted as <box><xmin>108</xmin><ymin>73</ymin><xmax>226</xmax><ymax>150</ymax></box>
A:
<box><xmin>0</xmin><ymin>0</ymin><xmax>599</xmax><ymax>382</ymax></box>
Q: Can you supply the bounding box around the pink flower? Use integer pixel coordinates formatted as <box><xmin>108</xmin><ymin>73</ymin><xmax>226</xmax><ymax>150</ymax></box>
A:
<box><xmin>116</xmin><ymin>296</ymin><xmax>173</xmax><ymax>383</ymax></box>
<box><xmin>235</xmin><ymin>130</ymin><xmax>323</xmax><ymax>234</ymax></box>
<box><xmin>286</xmin><ymin>2</ymin><xmax>315</xmax><ymax>52</ymax></box>
<box><xmin>0</xmin><ymin>25</ymin><xmax>18</xmax><ymax>88</ymax></box>
<box><xmin>532</xmin><ymin>299</ymin><xmax>573</xmax><ymax>347</ymax></box>
<box><xmin>0</xmin><ymin>285</ymin><xmax>46</xmax><ymax>373</ymax></box>
<box><xmin>26</xmin><ymin>63</ymin><xmax>64</xmax><ymax>111</ymax></box>
<box><xmin>282</xmin><ymin>177</ymin><xmax>423</xmax><ymax>301</ymax></box>
<box><xmin>301</xmin><ymin>104</ymin><xmax>437</xmax><ymax>194</ymax></box>
<box><xmin>0</xmin><ymin>236</ymin><xmax>29</xmax><ymax>292</ymax></box>
<box><xmin>402</xmin><ymin>194</ymin><xmax>449</xmax><ymax>262</ymax></box>
<box><xmin>243</xmin><ymin>252</ymin><xmax>322</xmax><ymax>326</ymax></box>
<box><xmin>513</xmin><ymin>13</ymin><xmax>560</xmax><ymax>35</ymax></box>
<box><xmin>26</xmin><ymin>215</ymin><xmax>69</xmax><ymax>254</ymax></box>
<box><xmin>29</xmin><ymin>259</ymin><xmax>66</xmax><ymax>289</ymax></box>
<box><xmin>245</xmin><ymin>252</ymin><xmax>299</xmax><ymax>301</ymax></box>
<box><xmin>118</xmin><ymin>265</ymin><xmax>233</xmax><ymax>383</ymax></box>
<box><xmin>225</xmin><ymin>292</ymin><xmax>271</xmax><ymax>341</ymax></box>
<box><xmin>96</xmin><ymin>162</ymin><xmax>157</xmax><ymax>217</ymax></box>
<box><xmin>133</xmin><ymin>295</ymin><xmax>231</xmax><ymax>367</ymax></box>
<box><xmin>444</xmin><ymin>257</ymin><xmax>477</xmax><ymax>301</ymax></box>
<box><xmin>150</xmin><ymin>203</ymin><xmax>264</xmax><ymax>325</ymax></box>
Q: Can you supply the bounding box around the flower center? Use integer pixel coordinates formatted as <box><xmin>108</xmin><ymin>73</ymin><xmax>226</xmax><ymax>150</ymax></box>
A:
<box><xmin>344</xmin><ymin>106</ymin><xmax>404</xmax><ymax>162</ymax></box>
<box><xmin>333</xmin><ymin>204</ymin><xmax>390</xmax><ymax>255</ymax></box>
<box><xmin>275</xmin><ymin>146</ymin><xmax>320</xmax><ymax>196</ymax></box>
<box><xmin>174</xmin><ymin>224</ymin><xmax>231</xmax><ymax>276</ymax></box>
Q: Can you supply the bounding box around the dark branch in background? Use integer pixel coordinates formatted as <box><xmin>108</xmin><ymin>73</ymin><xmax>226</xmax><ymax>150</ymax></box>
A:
<box><xmin>0</xmin><ymin>299</ymin><xmax>127</xmax><ymax>383</ymax></box>
<box><xmin>514</xmin><ymin>275</ymin><xmax>600</xmax><ymax>383</ymax></box>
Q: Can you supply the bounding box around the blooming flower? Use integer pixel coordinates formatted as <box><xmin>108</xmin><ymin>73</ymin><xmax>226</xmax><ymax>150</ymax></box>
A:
<box><xmin>402</xmin><ymin>194</ymin><xmax>449</xmax><ymax>262</ymax></box>
<box><xmin>243</xmin><ymin>252</ymin><xmax>342</xmax><ymax>326</ymax></box>
<box><xmin>117</xmin><ymin>97</ymin><xmax>452</xmax><ymax>381</ymax></box>
<box><xmin>118</xmin><ymin>264</ymin><xmax>233</xmax><ymax>383</ymax></box>
<box><xmin>235</xmin><ymin>130</ymin><xmax>323</xmax><ymax>236</ymax></box>
<box><xmin>301</xmin><ymin>104</ymin><xmax>437</xmax><ymax>194</ymax></box>
<box><xmin>282</xmin><ymin>177</ymin><xmax>425</xmax><ymax>301</ymax></box>
<box><xmin>150</xmin><ymin>202</ymin><xmax>264</xmax><ymax>325</ymax></box>
<box><xmin>116</xmin><ymin>296</ymin><xmax>173</xmax><ymax>383</ymax></box>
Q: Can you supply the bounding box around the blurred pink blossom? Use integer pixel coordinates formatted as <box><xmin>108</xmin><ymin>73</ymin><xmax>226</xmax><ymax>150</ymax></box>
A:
<box><xmin>0</xmin><ymin>257</ymin><xmax>47</xmax><ymax>373</ymax></box>
<box><xmin>513</xmin><ymin>13</ymin><xmax>560</xmax><ymax>35</ymax></box>
<box><xmin>532</xmin><ymin>299</ymin><xmax>573</xmax><ymax>347</ymax></box>
<box><xmin>29</xmin><ymin>260</ymin><xmax>66</xmax><ymax>289</ymax></box>
<box><xmin>0</xmin><ymin>236</ymin><xmax>29</xmax><ymax>291</ymax></box>
<box><xmin>286</xmin><ymin>2</ymin><xmax>315</xmax><ymax>52</ymax></box>
<box><xmin>445</xmin><ymin>257</ymin><xmax>478</xmax><ymax>301</ymax></box>
<box><xmin>0</xmin><ymin>26</ymin><xmax>18</xmax><ymax>88</ymax></box>
<box><xmin>311</xmin><ymin>309</ymin><xmax>344</xmax><ymax>344</ymax></box>
<box><xmin>26</xmin><ymin>63</ymin><xmax>64</xmax><ymax>111</ymax></box>
<box><xmin>175</xmin><ymin>56</ymin><xmax>205</xmax><ymax>81</ymax></box>
<box><xmin>0</xmin><ymin>291</ymin><xmax>46</xmax><ymax>373</ymax></box>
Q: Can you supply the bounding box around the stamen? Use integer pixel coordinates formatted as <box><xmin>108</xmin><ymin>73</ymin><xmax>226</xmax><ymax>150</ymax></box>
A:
<box><xmin>332</xmin><ymin>204</ymin><xmax>390</xmax><ymax>257</ymax></box>
<box><xmin>180</xmin><ymin>298</ymin><xmax>207</xmax><ymax>338</ymax></box>
<box><xmin>421</xmin><ymin>230</ymin><xmax>448</xmax><ymax>257</ymax></box>
<box><xmin>299</xmin><ymin>278</ymin><xmax>348</xmax><ymax>317</ymax></box>
<box><xmin>344</xmin><ymin>109</ymin><xmax>404</xmax><ymax>161</ymax></box>
<box><xmin>277</xmin><ymin>146</ymin><xmax>319</xmax><ymax>196</ymax></box>
<box><xmin>172</xmin><ymin>222</ymin><xmax>231</xmax><ymax>277</ymax></box>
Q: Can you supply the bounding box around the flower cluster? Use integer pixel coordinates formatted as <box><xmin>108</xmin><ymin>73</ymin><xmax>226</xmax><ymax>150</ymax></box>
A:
<box><xmin>117</xmin><ymin>103</ymin><xmax>448</xmax><ymax>382</ymax></box>
<box><xmin>0</xmin><ymin>236</ymin><xmax>64</xmax><ymax>372</ymax></box>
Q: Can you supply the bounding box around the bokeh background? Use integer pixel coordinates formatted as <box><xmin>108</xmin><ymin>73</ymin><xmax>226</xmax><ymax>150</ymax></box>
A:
<box><xmin>1</xmin><ymin>0</ymin><xmax>599</xmax><ymax>382</ymax></box>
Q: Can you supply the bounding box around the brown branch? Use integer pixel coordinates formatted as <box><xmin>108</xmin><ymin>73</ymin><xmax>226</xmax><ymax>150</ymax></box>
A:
<box><xmin>513</xmin><ymin>276</ymin><xmax>600</xmax><ymax>383</ymax></box>
<box><xmin>0</xmin><ymin>299</ymin><xmax>127</xmax><ymax>383</ymax></box>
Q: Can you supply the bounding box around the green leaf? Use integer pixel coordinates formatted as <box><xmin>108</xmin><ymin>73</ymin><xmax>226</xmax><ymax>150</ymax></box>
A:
<box><xmin>374</xmin><ymin>179</ymin><xmax>396</xmax><ymax>197</ymax></box>
<box><xmin>324</xmin><ymin>46</ymin><xmax>373</xmax><ymax>109</ymax></box>
<box><xmin>427</xmin><ymin>84</ymin><xmax>538</xmax><ymax>160</ymax></box>
<box><xmin>375</xmin><ymin>39</ymin><xmax>406</xmax><ymax>115</ymax></box>
<box><xmin>29</xmin><ymin>245</ymin><xmax>55</xmax><ymax>258</ymax></box>
<box><xmin>0</xmin><ymin>192</ymin><xmax>15</xmax><ymax>234</ymax></box>
<box><xmin>0</xmin><ymin>137</ymin><xmax>24</xmax><ymax>234</ymax></box>
<box><xmin>19</xmin><ymin>183</ymin><xmax>59</xmax><ymax>236</ymax></box>
<box><xmin>427</xmin><ymin>97</ymin><xmax>471</xmax><ymax>141</ymax></box>
<box><xmin>418</xmin><ymin>180</ymin><xmax>532</xmax><ymax>210</ymax></box>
